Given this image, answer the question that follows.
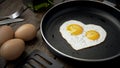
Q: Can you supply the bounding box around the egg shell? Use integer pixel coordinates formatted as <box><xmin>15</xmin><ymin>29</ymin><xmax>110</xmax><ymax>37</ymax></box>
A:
<box><xmin>0</xmin><ymin>39</ymin><xmax>25</xmax><ymax>60</ymax></box>
<box><xmin>15</xmin><ymin>24</ymin><xmax>37</xmax><ymax>41</ymax></box>
<box><xmin>0</xmin><ymin>25</ymin><xmax>14</xmax><ymax>46</ymax></box>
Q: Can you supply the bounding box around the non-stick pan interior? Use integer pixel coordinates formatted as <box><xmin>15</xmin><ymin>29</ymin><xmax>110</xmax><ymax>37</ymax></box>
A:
<box><xmin>41</xmin><ymin>1</ymin><xmax>120</xmax><ymax>61</ymax></box>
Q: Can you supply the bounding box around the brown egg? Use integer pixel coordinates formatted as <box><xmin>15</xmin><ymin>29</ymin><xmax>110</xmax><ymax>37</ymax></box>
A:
<box><xmin>0</xmin><ymin>39</ymin><xmax>25</xmax><ymax>60</ymax></box>
<box><xmin>0</xmin><ymin>25</ymin><xmax>14</xmax><ymax>46</ymax></box>
<box><xmin>15</xmin><ymin>24</ymin><xmax>37</xmax><ymax>41</ymax></box>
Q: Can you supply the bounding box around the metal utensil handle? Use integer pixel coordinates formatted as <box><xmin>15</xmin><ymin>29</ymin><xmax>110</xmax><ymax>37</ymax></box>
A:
<box><xmin>0</xmin><ymin>16</ymin><xmax>9</xmax><ymax>21</ymax></box>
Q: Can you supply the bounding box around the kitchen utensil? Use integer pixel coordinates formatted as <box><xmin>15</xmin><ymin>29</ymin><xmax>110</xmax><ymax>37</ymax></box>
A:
<box><xmin>40</xmin><ymin>0</ymin><xmax>120</xmax><ymax>62</ymax></box>
<box><xmin>0</xmin><ymin>18</ymin><xmax>24</xmax><ymax>25</ymax></box>
<box><xmin>15</xmin><ymin>49</ymin><xmax>63</xmax><ymax>68</ymax></box>
<box><xmin>0</xmin><ymin>7</ymin><xmax>25</xmax><ymax>20</ymax></box>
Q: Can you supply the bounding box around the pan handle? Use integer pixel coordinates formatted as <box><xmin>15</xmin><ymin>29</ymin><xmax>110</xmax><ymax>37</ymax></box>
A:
<box><xmin>100</xmin><ymin>0</ymin><xmax>116</xmax><ymax>7</ymax></box>
<box><xmin>99</xmin><ymin>0</ymin><xmax>120</xmax><ymax>10</ymax></box>
<box><xmin>115</xmin><ymin>0</ymin><xmax>120</xmax><ymax>10</ymax></box>
<box><xmin>85</xmin><ymin>0</ymin><xmax>120</xmax><ymax>10</ymax></box>
<box><xmin>64</xmin><ymin>0</ymin><xmax>120</xmax><ymax>10</ymax></box>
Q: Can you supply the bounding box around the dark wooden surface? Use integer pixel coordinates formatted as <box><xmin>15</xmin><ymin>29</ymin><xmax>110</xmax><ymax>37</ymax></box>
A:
<box><xmin>0</xmin><ymin>0</ymin><xmax>76</xmax><ymax>68</ymax></box>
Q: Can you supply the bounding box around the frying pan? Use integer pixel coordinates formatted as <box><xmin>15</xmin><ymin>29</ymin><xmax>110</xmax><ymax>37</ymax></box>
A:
<box><xmin>40</xmin><ymin>0</ymin><xmax>120</xmax><ymax>62</ymax></box>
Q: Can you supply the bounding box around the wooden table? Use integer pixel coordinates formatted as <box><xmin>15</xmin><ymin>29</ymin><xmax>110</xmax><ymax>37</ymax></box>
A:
<box><xmin>0</xmin><ymin>0</ymin><xmax>120</xmax><ymax>68</ymax></box>
<box><xmin>0</xmin><ymin>0</ymin><xmax>77</xmax><ymax>68</ymax></box>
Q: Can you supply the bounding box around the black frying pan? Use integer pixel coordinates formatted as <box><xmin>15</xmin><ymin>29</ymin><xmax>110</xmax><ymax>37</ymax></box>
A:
<box><xmin>40</xmin><ymin>0</ymin><xmax>120</xmax><ymax>62</ymax></box>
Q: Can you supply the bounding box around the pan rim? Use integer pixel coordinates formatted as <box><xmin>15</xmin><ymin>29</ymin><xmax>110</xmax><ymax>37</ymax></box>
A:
<box><xmin>40</xmin><ymin>0</ymin><xmax>120</xmax><ymax>62</ymax></box>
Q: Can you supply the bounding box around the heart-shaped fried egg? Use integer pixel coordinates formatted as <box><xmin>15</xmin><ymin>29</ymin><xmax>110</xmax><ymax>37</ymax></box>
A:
<box><xmin>59</xmin><ymin>20</ymin><xmax>107</xmax><ymax>50</ymax></box>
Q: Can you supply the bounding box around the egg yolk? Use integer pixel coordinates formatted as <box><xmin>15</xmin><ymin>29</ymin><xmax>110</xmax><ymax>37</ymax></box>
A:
<box><xmin>86</xmin><ymin>30</ymin><xmax>100</xmax><ymax>40</ymax></box>
<box><xmin>67</xmin><ymin>24</ymin><xmax>83</xmax><ymax>35</ymax></box>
